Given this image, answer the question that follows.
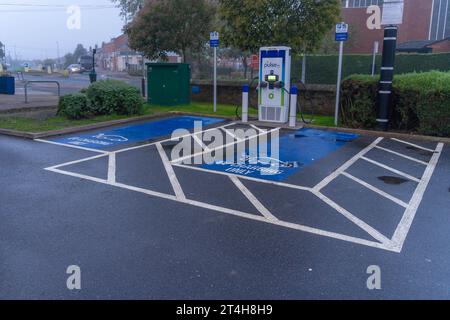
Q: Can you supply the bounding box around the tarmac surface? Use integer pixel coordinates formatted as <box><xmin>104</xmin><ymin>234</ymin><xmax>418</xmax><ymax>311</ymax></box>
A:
<box><xmin>0</xmin><ymin>115</ymin><xmax>449</xmax><ymax>299</ymax></box>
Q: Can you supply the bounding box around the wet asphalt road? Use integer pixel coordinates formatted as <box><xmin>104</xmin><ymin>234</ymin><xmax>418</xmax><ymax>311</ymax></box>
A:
<box><xmin>0</xmin><ymin>123</ymin><xmax>449</xmax><ymax>300</ymax></box>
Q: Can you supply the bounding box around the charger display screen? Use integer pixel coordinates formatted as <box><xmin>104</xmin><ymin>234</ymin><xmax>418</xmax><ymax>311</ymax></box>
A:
<box><xmin>267</xmin><ymin>75</ymin><xmax>278</xmax><ymax>82</ymax></box>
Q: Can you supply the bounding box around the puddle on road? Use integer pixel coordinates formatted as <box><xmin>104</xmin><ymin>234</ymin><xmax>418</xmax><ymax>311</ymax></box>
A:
<box><xmin>378</xmin><ymin>176</ymin><xmax>409</xmax><ymax>185</ymax></box>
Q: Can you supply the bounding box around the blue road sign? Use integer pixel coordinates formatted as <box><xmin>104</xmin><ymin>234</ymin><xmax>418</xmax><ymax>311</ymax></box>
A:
<box><xmin>210</xmin><ymin>39</ymin><xmax>220</xmax><ymax>48</ymax></box>
<box><xmin>210</xmin><ymin>31</ymin><xmax>219</xmax><ymax>48</ymax></box>
<box><xmin>335</xmin><ymin>23</ymin><xmax>349</xmax><ymax>42</ymax></box>
<box><xmin>335</xmin><ymin>33</ymin><xmax>349</xmax><ymax>41</ymax></box>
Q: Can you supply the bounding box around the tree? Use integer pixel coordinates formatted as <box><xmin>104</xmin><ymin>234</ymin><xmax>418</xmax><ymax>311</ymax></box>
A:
<box><xmin>64</xmin><ymin>53</ymin><xmax>76</xmax><ymax>67</ymax></box>
<box><xmin>111</xmin><ymin>0</ymin><xmax>147</xmax><ymax>20</ymax></box>
<box><xmin>218</xmin><ymin>0</ymin><xmax>340</xmax><ymax>54</ymax></box>
<box><xmin>73</xmin><ymin>44</ymin><xmax>88</xmax><ymax>61</ymax></box>
<box><xmin>63</xmin><ymin>44</ymin><xmax>88</xmax><ymax>67</ymax></box>
<box><xmin>127</xmin><ymin>0</ymin><xmax>215</xmax><ymax>62</ymax></box>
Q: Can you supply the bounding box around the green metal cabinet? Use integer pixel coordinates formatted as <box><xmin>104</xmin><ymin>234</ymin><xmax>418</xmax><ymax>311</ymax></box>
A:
<box><xmin>146</xmin><ymin>63</ymin><xmax>191</xmax><ymax>106</ymax></box>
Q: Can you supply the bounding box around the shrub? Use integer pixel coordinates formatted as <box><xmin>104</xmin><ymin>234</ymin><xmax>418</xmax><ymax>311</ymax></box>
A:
<box><xmin>340</xmin><ymin>71</ymin><xmax>450</xmax><ymax>137</ymax></box>
<box><xmin>57</xmin><ymin>93</ymin><xmax>91</xmax><ymax>120</ymax></box>
<box><xmin>85</xmin><ymin>80</ymin><xmax>143</xmax><ymax>116</ymax></box>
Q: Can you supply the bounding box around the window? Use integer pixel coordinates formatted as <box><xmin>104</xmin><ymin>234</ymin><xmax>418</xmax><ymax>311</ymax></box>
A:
<box><xmin>342</xmin><ymin>0</ymin><xmax>383</xmax><ymax>8</ymax></box>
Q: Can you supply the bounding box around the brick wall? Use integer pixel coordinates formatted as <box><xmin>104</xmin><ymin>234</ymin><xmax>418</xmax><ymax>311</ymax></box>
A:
<box><xmin>430</xmin><ymin>39</ymin><xmax>450</xmax><ymax>53</ymax></box>
<box><xmin>190</xmin><ymin>81</ymin><xmax>336</xmax><ymax>116</ymax></box>
<box><xmin>342</xmin><ymin>0</ymin><xmax>434</xmax><ymax>54</ymax></box>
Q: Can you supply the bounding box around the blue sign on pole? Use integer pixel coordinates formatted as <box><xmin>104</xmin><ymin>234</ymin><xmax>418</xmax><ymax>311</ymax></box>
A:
<box><xmin>210</xmin><ymin>39</ymin><xmax>220</xmax><ymax>47</ymax></box>
<box><xmin>210</xmin><ymin>32</ymin><xmax>220</xmax><ymax>47</ymax></box>
<box><xmin>335</xmin><ymin>23</ymin><xmax>349</xmax><ymax>42</ymax></box>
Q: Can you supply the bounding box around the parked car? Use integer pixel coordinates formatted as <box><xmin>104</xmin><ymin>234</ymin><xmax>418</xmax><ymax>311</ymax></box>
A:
<box><xmin>66</xmin><ymin>64</ymin><xmax>83</xmax><ymax>74</ymax></box>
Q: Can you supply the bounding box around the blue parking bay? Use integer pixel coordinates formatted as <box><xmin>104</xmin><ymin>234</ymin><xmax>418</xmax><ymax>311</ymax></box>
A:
<box><xmin>201</xmin><ymin>128</ymin><xmax>360</xmax><ymax>182</ymax></box>
<box><xmin>50</xmin><ymin>116</ymin><xmax>225</xmax><ymax>150</ymax></box>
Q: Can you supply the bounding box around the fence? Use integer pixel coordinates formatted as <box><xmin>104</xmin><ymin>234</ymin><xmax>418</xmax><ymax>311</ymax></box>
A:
<box><xmin>191</xmin><ymin>52</ymin><xmax>450</xmax><ymax>85</ymax></box>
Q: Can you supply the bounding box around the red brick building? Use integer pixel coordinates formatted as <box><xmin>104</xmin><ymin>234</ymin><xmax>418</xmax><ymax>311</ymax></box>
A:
<box><xmin>341</xmin><ymin>0</ymin><xmax>450</xmax><ymax>53</ymax></box>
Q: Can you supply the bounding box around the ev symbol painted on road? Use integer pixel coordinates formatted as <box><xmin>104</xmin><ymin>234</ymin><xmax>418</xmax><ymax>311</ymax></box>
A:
<box><xmin>366</xmin><ymin>265</ymin><xmax>381</xmax><ymax>290</ymax></box>
<box><xmin>66</xmin><ymin>265</ymin><xmax>81</xmax><ymax>290</ymax></box>
<box><xmin>93</xmin><ymin>134</ymin><xmax>129</xmax><ymax>142</ymax></box>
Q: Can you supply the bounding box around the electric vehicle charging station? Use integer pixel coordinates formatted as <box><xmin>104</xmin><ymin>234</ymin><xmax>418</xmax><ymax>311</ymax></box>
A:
<box><xmin>241</xmin><ymin>46</ymin><xmax>300</xmax><ymax>126</ymax></box>
<box><xmin>258</xmin><ymin>46</ymin><xmax>292</xmax><ymax>123</ymax></box>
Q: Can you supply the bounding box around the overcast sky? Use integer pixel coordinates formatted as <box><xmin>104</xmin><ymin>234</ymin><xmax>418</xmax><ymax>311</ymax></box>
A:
<box><xmin>0</xmin><ymin>0</ymin><xmax>124</xmax><ymax>60</ymax></box>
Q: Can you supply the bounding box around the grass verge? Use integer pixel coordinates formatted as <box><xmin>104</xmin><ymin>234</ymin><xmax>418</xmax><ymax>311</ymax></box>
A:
<box><xmin>0</xmin><ymin>102</ymin><xmax>334</xmax><ymax>133</ymax></box>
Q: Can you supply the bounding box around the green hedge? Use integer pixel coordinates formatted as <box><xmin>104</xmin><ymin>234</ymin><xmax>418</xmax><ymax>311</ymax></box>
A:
<box><xmin>57</xmin><ymin>93</ymin><xmax>91</xmax><ymax>120</ymax></box>
<box><xmin>86</xmin><ymin>80</ymin><xmax>143</xmax><ymax>116</ymax></box>
<box><xmin>340</xmin><ymin>71</ymin><xmax>450</xmax><ymax>137</ymax></box>
<box><xmin>58</xmin><ymin>80</ymin><xmax>144</xmax><ymax>119</ymax></box>
<box><xmin>293</xmin><ymin>53</ymin><xmax>450</xmax><ymax>84</ymax></box>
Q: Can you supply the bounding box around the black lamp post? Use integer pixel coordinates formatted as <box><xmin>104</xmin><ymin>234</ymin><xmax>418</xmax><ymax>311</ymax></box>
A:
<box><xmin>89</xmin><ymin>48</ymin><xmax>97</xmax><ymax>83</ymax></box>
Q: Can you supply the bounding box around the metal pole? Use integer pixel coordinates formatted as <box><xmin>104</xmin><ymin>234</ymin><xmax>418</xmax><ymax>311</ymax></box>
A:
<box><xmin>242</xmin><ymin>85</ymin><xmax>249</xmax><ymax>123</ymax></box>
<box><xmin>213</xmin><ymin>46</ymin><xmax>217</xmax><ymax>113</ymax></box>
<box><xmin>377</xmin><ymin>25</ymin><xmax>398</xmax><ymax>131</ymax></box>
<box><xmin>334</xmin><ymin>41</ymin><xmax>344</xmax><ymax>126</ymax></box>
<box><xmin>301</xmin><ymin>50</ymin><xmax>306</xmax><ymax>84</ymax></box>
<box><xmin>371</xmin><ymin>41</ymin><xmax>378</xmax><ymax>76</ymax></box>
<box><xmin>289</xmin><ymin>86</ymin><xmax>298</xmax><ymax>128</ymax></box>
<box><xmin>142</xmin><ymin>54</ymin><xmax>146</xmax><ymax>97</ymax></box>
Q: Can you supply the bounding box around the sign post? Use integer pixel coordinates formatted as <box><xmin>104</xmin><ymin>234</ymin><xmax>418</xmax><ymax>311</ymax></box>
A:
<box><xmin>334</xmin><ymin>22</ymin><xmax>349</xmax><ymax>127</ymax></box>
<box><xmin>371</xmin><ymin>41</ymin><xmax>379</xmax><ymax>76</ymax></box>
<box><xmin>210</xmin><ymin>32</ymin><xmax>220</xmax><ymax>113</ymax></box>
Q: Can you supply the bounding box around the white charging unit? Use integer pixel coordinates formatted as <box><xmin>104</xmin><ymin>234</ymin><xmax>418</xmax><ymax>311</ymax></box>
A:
<box><xmin>258</xmin><ymin>46</ymin><xmax>292</xmax><ymax>123</ymax></box>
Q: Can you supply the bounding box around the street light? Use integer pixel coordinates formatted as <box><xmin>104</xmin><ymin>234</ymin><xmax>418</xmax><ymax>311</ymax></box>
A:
<box><xmin>89</xmin><ymin>48</ymin><xmax>97</xmax><ymax>83</ymax></box>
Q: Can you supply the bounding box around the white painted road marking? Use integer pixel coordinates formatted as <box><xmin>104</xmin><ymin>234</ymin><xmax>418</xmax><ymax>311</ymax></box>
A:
<box><xmin>342</xmin><ymin>172</ymin><xmax>409</xmax><ymax>208</ymax></box>
<box><xmin>42</xmin><ymin>126</ymin><xmax>445</xmax><ymax>253</ymax></box>
<box><xmin>229</xmin><ymin>175</ymin><xmax>279</xmax><ymax>222</ymax></box>
<box><xmin>314</xmin><ymin>137</ymin><xmax>384</xmax><ymax>192</ymax></box>
<box><xmin>361</xmin><ymin>156</ymin><xmax>421</xmax><ymax>183</ymax></box>
<box><xmin>391</xmin><ymin>138</ymin><xmax>436</xmax><ymax>153</ymax></box>
<box><xmin>35</xmin><ymin>139</ymin><xmax>108</xmax><ymax>154</ymax></box>
<box><xmin>156</xmin><ymin>143</ymin><xmax>186</xmax><ymax>200</ymax></box>
<box><xmin>390</xmin><ymin>143</ymin><xmax>444</xmax><ymax>251</ymax></box>
<box><xmin>107</xmin><ymin>153</ymin><xmax>116</xmax><ymax>184</ymax></box>
<box><xmin>375</xmin><ymin>146</ymin><xmax>428</xmax><ymax>166</ymax></box>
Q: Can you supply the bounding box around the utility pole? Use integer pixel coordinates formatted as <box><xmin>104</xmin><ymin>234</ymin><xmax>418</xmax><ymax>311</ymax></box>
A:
<box><xmin>376</xmin><ymin>25</ymin><xmax>398</xmax><ymax>131</ymax></box>
<box><xmin>56</xmin><ymin>41</ymin><xmax>61</xmax><ymax>70</ymax></box>
<box><xmin>334</xmin><ymin>22</ymin><xmax>349</xmax><ymax>127</ymax></box>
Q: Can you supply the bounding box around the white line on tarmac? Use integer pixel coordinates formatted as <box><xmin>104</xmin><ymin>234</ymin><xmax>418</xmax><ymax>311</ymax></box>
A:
<box><xmin>156</xmin><ymin>143</ymin><xmax>186</xmax><ymax>200</ymax></box>
<box><xmin>313</xmin><ymin>191</ymin><xmax>393</xmax><ymax>246</ymax></box>
<box><xmin>342</xmin><ymin>172</ymin><xmax>409</xmax><ymax>208</ymax></box>
<box><xmin>34</xmin><ymin>139</ymin><xmax>108</xmax><ymax>154</ymax></box>
<box><xmin>172</xmin><ymin>163</ymin><xmax>312</xmax><ymax>192</ymax></box>
<box><xmin>313</xmin><ymin>137</ymin><xmax>384</xmax><ymax>192</ymax></box>
<box><xmin>45</xmin><ymin>167</ymin><xmax>108</xmax><ymax>184</ymax></box>
<box><xmin>107</xmin><ymin>153</ymin><xmax>116</xmax><ymax>184</ymax></box>
<box><xmin>192</xmin><ymin>133</ymin><xmax>211</xmax><ymax>151</ymax></box>
<box><xmin>220</xmin><ymin>127</ymin><xmax>240</xmax><ymax>141</ymax></box>
<box><xmin>114</xmin><ymin>123</ymin><xmax>236</xmax><ymax>154</ymax></box>
<box><xmin>375</xmin><ymin>146</ymin><xmax>429</xmax><ymax>165</ymax></box>
<box><xmin>361</xmin><ymin>156</ymin><xmax>421</xmax><ymax>183</ymax></box>
<box><xmin>45</xmin><ymin>154</ymin><xmax>108</xmax><ymax>170</ymax></box>
<box><xmin>390</xmin><ymin>143</ymin><xmax>444</xmax><ymax>252</ymax></box>
<box><xmin>391</xmin><ymin>138</ymin><xmax>436</xmax><ymax>153</ymax></box>
<box><xmin>45</xmin><ymin>165</ymin><xmax>395</xmax><ymax>252</ymax></box>
<box><xmin>249</xmin><ymin>124</ymin><xmax>265</xmax><ymax>133</ymax></box>
<box><xmin>229</xmin><ymin>175</ymin><xmax>279</xmax><ymax>221</ymax></box>
<box><xmin>171</xmin><ymin>128</ymin><xmax>279</xmax><ymax>164</ymax></box>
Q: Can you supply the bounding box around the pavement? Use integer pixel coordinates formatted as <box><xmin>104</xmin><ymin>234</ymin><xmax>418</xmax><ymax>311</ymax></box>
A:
<box><xmin>0</xmin><ymin>71</ymin><xmax>144</xmax><ymax>115</ymax></box>
<box><xmin>0</xmin><ymin>115</ymin><xmax>449</xmax><ymax>299</ymax></box>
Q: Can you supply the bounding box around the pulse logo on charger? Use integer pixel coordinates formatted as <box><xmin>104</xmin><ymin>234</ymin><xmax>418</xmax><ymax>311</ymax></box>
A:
<box><xmin>264</xmin><ymin>62</ymin><xmax>280</xmax><ymax>68</ymax></box>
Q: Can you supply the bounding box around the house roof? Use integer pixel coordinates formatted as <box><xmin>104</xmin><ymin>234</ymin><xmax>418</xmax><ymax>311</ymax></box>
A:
<box><xmin>397</xmin><ymin>38</ymin><xmax>450</xmax><ymax>50</ymax></box>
